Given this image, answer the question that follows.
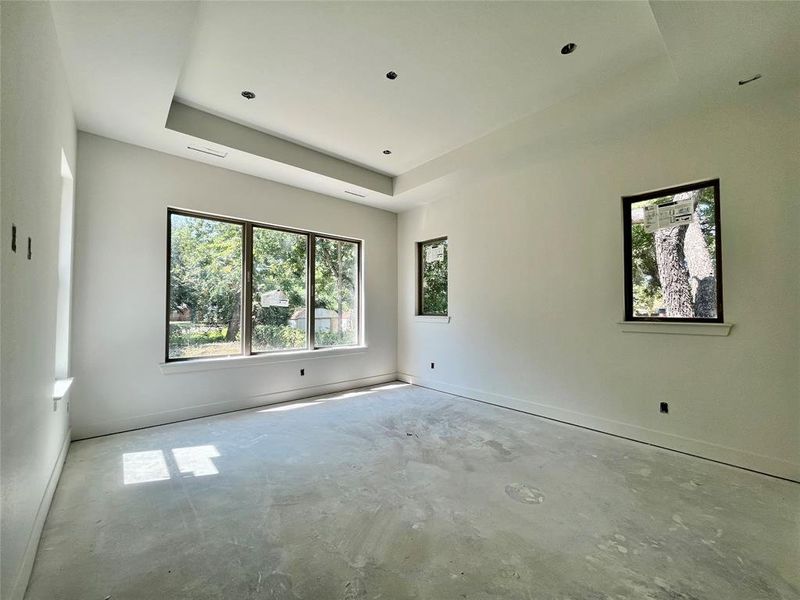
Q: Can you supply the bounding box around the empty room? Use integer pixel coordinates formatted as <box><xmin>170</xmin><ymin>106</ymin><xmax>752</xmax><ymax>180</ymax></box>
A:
<box><xmin>1</xmin><ymin>1</ymin><xmax>798</xmax><ymax>598</ymax></box>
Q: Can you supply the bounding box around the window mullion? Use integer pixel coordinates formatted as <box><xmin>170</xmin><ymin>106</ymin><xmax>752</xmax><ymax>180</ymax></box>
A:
<box><xmin>242</xmin><ymin>223</ymin><xmax>253</xmax><ymax>356</ymax></box>
<box><xmin>308</xmin><ymin>233</ymin><xmax>316</xmax><ymax>350</ymax></box>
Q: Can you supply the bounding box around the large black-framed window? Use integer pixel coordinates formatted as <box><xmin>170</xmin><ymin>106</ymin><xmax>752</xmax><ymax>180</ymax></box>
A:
<box><xmin>417</xmin><ymin>237</ymin><xmax>448</xmax><ymax>316</ymax></box>
<box><xmin>622</xmin><ymin>179</ymin><xmax>723</xmax><ymax>323</ymax></box>
<box><xmin>166</xmin><ymin>208</ymin><xmax>361</xmax><ymax>362</ymax></box>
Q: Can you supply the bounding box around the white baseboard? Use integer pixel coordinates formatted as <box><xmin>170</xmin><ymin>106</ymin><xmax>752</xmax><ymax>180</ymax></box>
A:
<box><xmin>10</xmin><ymin>429</ymin><xmax>72</xmax><ymax>600</ymax></box>
<box><xmin>398</xmin><ymin>373</ymin><xmax>800</xmax><ymax>483</ymax></box>
<box><xmin>73</xmin><ymin>373</ymin><xmax>399</xmax><ymax>439</ymax></box>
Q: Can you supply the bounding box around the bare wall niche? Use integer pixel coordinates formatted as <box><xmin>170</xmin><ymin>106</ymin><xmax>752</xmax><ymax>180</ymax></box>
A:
<box><xmin>54</xmin><ymin>150</ymin><xmax>75</xmax><ymax>384</ymax></box>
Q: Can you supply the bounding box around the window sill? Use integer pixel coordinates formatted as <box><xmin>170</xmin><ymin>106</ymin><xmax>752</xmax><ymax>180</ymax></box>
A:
<box><xmin>53</xmin><ymin>377</ymin><xmax>74</xmax><ymax>400</ymax></box>
<box><xmin>617</xmin><ymin>321</ymin><xmax>733</xmax><ymax>336</ymax></box>
<box><xmin>414</xmin><ymin>315</ymin><xmax>451</xmax><ymax>324</ymax></box>
<box><xmin>160</xmin><ymin>345</ymin><xmax>368</xmax><ymax>375</ymax></box>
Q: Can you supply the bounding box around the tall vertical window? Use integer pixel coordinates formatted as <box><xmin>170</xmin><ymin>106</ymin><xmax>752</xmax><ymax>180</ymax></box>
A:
<box><xmin>251</xmin><ymin>227</ymin><xmax>307</xmax><ymax>353</ymax></box>
<box><xmin>314</xmin><ymin>237</ymin><xmax>359</xmax><ymax>347</ymax></box>
<box><xmin>166</xmin><ymin>209</ymin><xmax>361</xmax><ymax>361</ymax></box>
<box><xmin>168</xmin><ymin>213</ymin><xmax>244</xmax><ymax>359</ymax></box>
<box><xmin>623</xmin><ymin>179</ymin><xmax>723</xmax><ymax>322</ymax></box>
<box><xmin>417</xmin><ymin>237</ymin><xmax>448</xmax><ymax>316</ymax></box>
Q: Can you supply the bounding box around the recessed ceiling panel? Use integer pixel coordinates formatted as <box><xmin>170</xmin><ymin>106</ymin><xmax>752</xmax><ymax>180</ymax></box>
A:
<box><xmin>175</xmin><ymin>1</ymin><xmax>667</xmax><ymax>174</ymax></box>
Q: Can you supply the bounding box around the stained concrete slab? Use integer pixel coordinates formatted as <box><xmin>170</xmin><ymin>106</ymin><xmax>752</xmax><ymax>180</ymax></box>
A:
<box><xmin>25</xmin><ymin>383</ymin><xmax>800</xmax><ymax>599</ymax></box>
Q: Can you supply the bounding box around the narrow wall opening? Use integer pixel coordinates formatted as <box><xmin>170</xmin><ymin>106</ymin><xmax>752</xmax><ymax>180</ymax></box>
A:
<box><xmin>54</xmin><ymin>149</ymin><xmax>74</xmax><ymax>383</ymax></box>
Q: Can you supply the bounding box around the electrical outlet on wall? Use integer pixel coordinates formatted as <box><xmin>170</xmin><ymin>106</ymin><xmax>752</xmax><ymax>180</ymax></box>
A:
<box><xmin>660</xmin><ymin>402</ymin><xmax>669</xmax><ymax>414</ymax></box>
<box><xmin>300</xmin><ymin>368</ymin><xmax>305</xmax><ymax>376</ymax></box>
<box><xmin>430</xmin><ymin>362</ymin><xmax>435</xmax><ymax>369</ymax></box>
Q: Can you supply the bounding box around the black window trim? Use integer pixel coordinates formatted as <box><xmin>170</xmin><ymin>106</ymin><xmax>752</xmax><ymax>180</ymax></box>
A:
<box><xmin>166</xmin><ymin>207</ymin><xmax>362</xmax><ymax>363</ymax></box>
<box><xmin>622</xmin><ymin>178</ymin><xmax>723</xmax><ymax>323</ymax></box>
<box><xmin>417</xmin><ymin>236</ymin><xmax>448</xmax><ymax>317</ymax></box>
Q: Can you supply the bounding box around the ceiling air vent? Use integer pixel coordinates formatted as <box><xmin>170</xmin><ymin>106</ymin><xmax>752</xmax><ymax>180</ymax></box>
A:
<box><xmin>187</xmin><ymin>145</ymin><xmax>228</xmax><ymax>158</ymax></box>
<box><xmin>738</xmin><ymin>74</ymin><xmax>762</xmax><ymax>86</ymax></box>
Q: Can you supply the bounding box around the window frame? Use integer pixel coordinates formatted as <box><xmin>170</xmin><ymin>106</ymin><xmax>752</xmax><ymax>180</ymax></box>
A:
<box><xmin>417</xmin><ymin>236</ymin><xmax>448</xmax><ymax>317</ymax></box>
<box><xmin>622</xmin><ymin>178</ymin><xmax>723</xmax><ymax>323</ymax></box>
<box><xmin>249</xmin><ymin>222</ymin><xmax>311</xmax><ymax>355</ymax></box>
<box><xmin>309</xmin><ymin>233</ymin><xmax>362</xmax><ymax>350</ymax></box>
<box><xmin>165</xmin><ymin>207</ymin><xmax>362</xmax><ymax>363</ymax></box>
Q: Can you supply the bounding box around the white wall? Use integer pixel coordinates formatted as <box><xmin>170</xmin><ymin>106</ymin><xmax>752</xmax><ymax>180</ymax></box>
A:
<box><xmin>398</xmin><ymin>90</ymin><xmax>800</xmax><ymax>481</ymax></box>
<box><xmin>0</xmin><ymin>3</ymin><xmax>77</xmax><ymax>599</ymax></box>
<box><xmin>70</xmin><ymin>133</ymin><xmax>397</xmax><ymax>439</ymax></box>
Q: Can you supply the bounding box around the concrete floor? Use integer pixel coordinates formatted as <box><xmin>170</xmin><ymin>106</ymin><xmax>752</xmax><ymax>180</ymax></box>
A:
<box><xmin>26</xmin><ymin>383</ymin><xmax>799</xmax><ymax>600</ymax></box>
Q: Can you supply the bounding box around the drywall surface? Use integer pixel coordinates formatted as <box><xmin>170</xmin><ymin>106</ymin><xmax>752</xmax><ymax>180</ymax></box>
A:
<box><xmin>0</xmin><ymin>3</ymin><xmax>77</xmax><ymax>599</ymax></box>
<box><xmin>397</xmin><ymin>90</ymin><xmax>800</xmax><ymax>481</ymax></box>
<box><xmin>70</xmin><ymin>133</ymin><xmax>397</xmax><ymax>438</ymax></box>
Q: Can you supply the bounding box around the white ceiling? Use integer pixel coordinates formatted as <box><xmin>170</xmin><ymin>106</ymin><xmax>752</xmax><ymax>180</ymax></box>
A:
<box><xmin>50</xmin><ymin>1</ymin><xmax>800</xmax><ymax>213</ymax></box>
<box><xmin>175</xmin><ymin>1</ymin><xmax>665</xmax><ymax>175</ymax></box>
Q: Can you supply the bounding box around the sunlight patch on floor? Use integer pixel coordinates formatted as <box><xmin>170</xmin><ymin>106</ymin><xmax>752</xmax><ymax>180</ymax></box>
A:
<box><xmin>122</xmin><ymin>450</ymin><xmax>170</xmax><ymax>485</ymax></box>
<box><xmin>172</xmin><ymin>445</ymin><xmax>220</xmax><ymax>477</ymax></box>
<box><xmin>123</xmin><ymin>445</ymin><xmax>221</xmax><ymax>483</ymax></box>
<box><xmin>258</xmin><ymin>388</ymin><xmax>381</xmax><ymax>414</ymax></box>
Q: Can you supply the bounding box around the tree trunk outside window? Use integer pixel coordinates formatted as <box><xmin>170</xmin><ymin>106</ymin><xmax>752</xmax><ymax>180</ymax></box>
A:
<box><xmin>684</xmin><ymin>207</ymin><xmax>716</xmax><ymax>317</ymax></box>
<box><xmin>225</xmin><ymin>291</ymin><xmax>241</xmax><ymax>341</ymax></box>
<box><xmin>654</xmin><ymin>224</ymin><xmax>694</xmax><ymax>317</ymax></box>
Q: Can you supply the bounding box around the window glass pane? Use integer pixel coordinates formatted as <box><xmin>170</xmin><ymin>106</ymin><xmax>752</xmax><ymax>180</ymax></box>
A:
<box><xmin>629</xmin><ymin>185</ymin><xmax>718</xmax><ymax>319</ymax></box>
<box><xmin>251</xmin><ymin>227</ymin><xmax>308</xmax><ymax>352</ymax></box>
<box><xmin>314</xmin><ymin>237</ymin><xmax>359</xmax><ymax>347</ymax></box>
<box><xmin>169</xmin><ymin>214</ymin><xmax>243</xmax><ymax>359</ymax></box>
<box><xmin>421</xmin><ymin>239</ymin><xmax>448</xmax><ymax>315</ymax></box>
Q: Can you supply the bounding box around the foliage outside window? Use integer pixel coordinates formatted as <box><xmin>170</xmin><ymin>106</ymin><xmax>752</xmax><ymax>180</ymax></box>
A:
<box><xmin>167</xmin><ymin>209</ymin><xmax>361</xmax><ymax>361</ymax></box>
<box><xmin>169</xmin><ymin>214</ymin><xmax>243</xmax><ymax>359</ymax></box>
<box><xmin>418</xmin><ymin>237</ymin><xmax>448</xmax><ymax>316</ymax></box>
<box><xmin>623</xmin><ymin>179</ymin><xmax>723</xmax><ymax>322</ymax></box>
<box><xmin>315</xmin><ymin>237</ymin><xmax>359</xmax><ymax>347</ymax></box>
<box><xmin>251</xmin><ymin>227</ymin><xmax>307</xmax><ymax>353</ymax></box>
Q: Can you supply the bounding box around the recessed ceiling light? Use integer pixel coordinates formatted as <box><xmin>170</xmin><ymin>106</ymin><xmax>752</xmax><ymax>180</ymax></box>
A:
<box><xmin>382</xmin><ymin>149</ymin><xmax>392</xmax><ymax>155</ymax></box>
<box><xmin>241</xmin><ymin>90</ymin><xmax>256</xmax><ymax>99</ymax></box>
<box><xmin>738</xmin><ymin>74</ymin><xmax>762</xmax><ymax>86</ymax></box>
<box><xmin>386</xmin><ymin>71</ymin><xmax>398</xmax><ymax>80</ymax></box>
<box><xmin>560</xmin><ymin>42</ymin><xmax>577</xmax><ymax>55</ymax></box>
